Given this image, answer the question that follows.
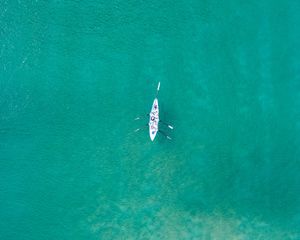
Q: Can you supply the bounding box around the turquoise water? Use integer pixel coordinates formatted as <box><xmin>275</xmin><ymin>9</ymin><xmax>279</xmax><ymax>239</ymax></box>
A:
<box><xmin>1</xmin><ymin>0</ymin><xmax>300</xmax><ymax>239</ymax></box>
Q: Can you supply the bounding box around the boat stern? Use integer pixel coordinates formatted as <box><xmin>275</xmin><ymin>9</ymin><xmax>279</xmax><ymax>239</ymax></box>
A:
<box><xmin>150</xmin><ymin>128</ymin><xmax>157</xmax><ymax>141</ymax></box>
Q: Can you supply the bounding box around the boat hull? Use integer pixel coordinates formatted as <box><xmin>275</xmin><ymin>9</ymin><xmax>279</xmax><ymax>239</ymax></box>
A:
<box><xmin>149</xmin><ymin>98</ymin><xmax>159</xmax><ymax>141</ymax></box>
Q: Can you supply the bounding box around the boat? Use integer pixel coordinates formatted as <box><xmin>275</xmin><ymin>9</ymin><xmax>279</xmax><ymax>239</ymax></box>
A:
<box><xmin>149</xmin><ymin>98</ymin><xmax>159</xmax><ymax>141</ymax></box>
<box><xmin>134</xmin><ymin>82</ymin><xmax>173</xmax><ymax>141</ymax></box>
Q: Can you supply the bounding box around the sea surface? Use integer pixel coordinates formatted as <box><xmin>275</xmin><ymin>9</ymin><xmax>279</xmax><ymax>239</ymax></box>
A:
<box><xmin>1</xmin><ymin>0</ymin><xmax>300</xmax><ymax>239</ymax></box>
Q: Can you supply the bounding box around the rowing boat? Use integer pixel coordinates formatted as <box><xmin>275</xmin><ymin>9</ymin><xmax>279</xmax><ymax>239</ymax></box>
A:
<box><xmin>134</xmin><ymin>82</ymin><xmax>172</xmax><ymax>141</ymax></box>
<box><xmin>149</xmin><ymin>98</ymin><xmax>159</xmax><ymax>141</ymax></box>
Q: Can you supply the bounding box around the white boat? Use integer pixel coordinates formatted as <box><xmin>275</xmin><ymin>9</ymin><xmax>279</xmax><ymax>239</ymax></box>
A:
<box><xmin>149</xmin><ymin>98</ymin><xmax>159</xmax><ymax>141</ymax></box>
<box><xmin>134</xmin><ymin>82</ymin><xmax>173</xmax><ymax>141</ymax></box>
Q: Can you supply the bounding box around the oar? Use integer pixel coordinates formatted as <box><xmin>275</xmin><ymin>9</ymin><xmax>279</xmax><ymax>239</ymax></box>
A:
<box><xmin>134</xmin><ymin>124</ymin><xmax>148</xmax><ymax>132</ymax></box>
<box><xmin>159</xmin><ymin>120</ymin><xmax>174</xmax><ymax>129</ymax></box>
<box><xmin>158</xmin><ymin>130</ymin><xmax>172</xmax><ymax>140</ymax></box>
<box><xmin>134</xmin><ymin>114</ymin><xmax>149</xmax><ymax>120</ymax></box>
<box><xmin>156</xmin><ymin>82</ymin><xmax>161</xmax><ymax>97</ymax></box>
